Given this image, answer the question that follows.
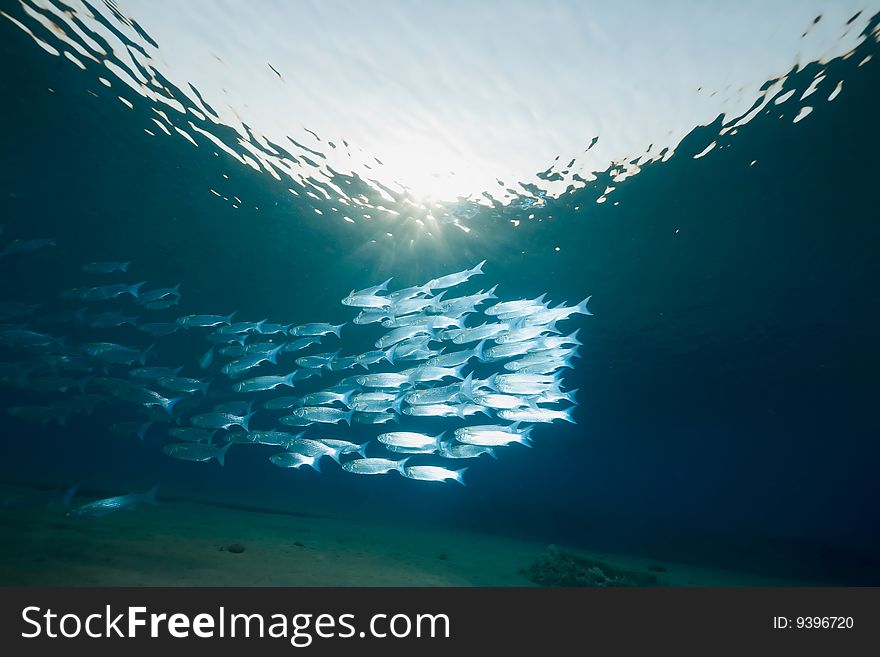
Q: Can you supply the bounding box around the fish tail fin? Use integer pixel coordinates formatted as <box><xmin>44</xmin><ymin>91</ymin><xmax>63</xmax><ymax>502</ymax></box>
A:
<box><xmin>137</xmin><ymin>421</ymin><xmax>153</xmax><ymax>440</ymax></box>
<box><xmin>268</xmin><ymin>344</ymin><xmax>284</xmax><ymax>364</ymax></box>
<box><xmin>486</xmin><ymin>284</ymin><xmax>499</xmax><ymax>299</ymax></box>
<box><xmin>472</xmin><ymin>260</ymin><xmax>486</xmax><ymax>276</ymax></box>
<box><xmin>486</xmin><ymin>372</ymin><xmax>498</xmax><ymax>391</ymax></box>
<box><xmin>144</xmin><ymin>485</ymin><xmax>160</xmax><ymax>505</ymax></box>
<box><xmin>327</xmin><ymin>448</ymin><xmax>345</xmax><ymax>464</ymax></box>
<box><xmin>473</xmin><ymin>340</ymin><xmax>487</xmax><ymax>363</ymax></box>
<box><xmin>199</xmin><ymin>380</ymin><xmax>211</xmax><ymax>396</ymax></box>
<box><xmin>61</xmin><ymin>484</ymin><xmax>80</xmax><ymax>507</ymax></box>
<box><xmin>396</xmin><ymin>457</ymin><xmax>410</xmax><ymax>475</ymax></box>
<box><xmin>333</xmin><ymin>323</ymin><xmax>345</xmax><ymax>338</ymax></box>
<box><xmin>379</xmin><ymin>277</ymin><xmax>393</xmax><ymax>292</ymax></box>
<box><xmin>577</xmin><ymin>295</ymin><xmax>593</xmax><ymax>316</ymax></box>
<box><xmin>564</xmin><ymin>388</ymin><xmax>579</xmax><ymax>404</ymax></box>
<box><xmin>454</xmin><ymin>363</ymin><xmax>467</xmax><ymax>380</ymax></box>
<box><xmin>459</xmin><ymin>372</ymin><xmax>475</xmax><ymax>401</ymax></box>
<box><xmin>226</xmin><ymin>311</ymin><xmax>237</xmax><ymax>324</ymax></box>
<box><xmin>384</xmin><ymin>346</ymin><xmax>396</xmax><ymax>365</ymax></box>
<box><xmin>564</xmin><ymin>407</ymin><xmax>577</xmax><ymax>424</ymax></box>
<box><xmin>487</xmin><ymin>448</ymin><xmax>499</xmax><ymax>460</ymax></box>
<box><xmin>309</xmin><ymin>457</ymin><xmax>322</xmax><ymax>473</ymax></box>
<box><xmin>129</xmin><ymin>281</ymin><xmax>146</xmax><ymax>297</ymax></box>
<box><xmin>140</xmin><ymin>343</ymin><xmax>156</xmax><ymax>366</ymax></box>
<box><xmin>240</xmin><ymin>412</ymin><xmax>255</xmax><ymax>432</ymax></box>
<box><xmin>357</xmin><ymin>441</ymin><xmax>370</xmax><ymax>458</ymax></box>
<box><xmin>120</xmin><ymin>261</ymin><xmax>131</xmax><ymax>272</ymax></box>
<box><xmin>567</xmin><ymin>329</ymin><xmax>582</xmax><ymax>346</ymax></box>
<box><xmin>162</xmin><ymin>396</ymin><xmax>183</xmax><ymax>417</ymax></box>
<box><xmin>455</xmin><ymin>467</ymin><xmax>468</xmax><ymax>486</ymax></box>
<box><xmin>216</xmin><ymin>442</ymin><xmax>232</xmax><ymax>467</ymax></box>
<box><xmin>344</xmin><ymin>410</ymin><xmax>355</xmax><ymax>426</ymax></box>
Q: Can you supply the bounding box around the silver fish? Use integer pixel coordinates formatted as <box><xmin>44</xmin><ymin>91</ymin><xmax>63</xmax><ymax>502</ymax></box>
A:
<box><xmin>295</xmin><ymin>350</ymin><xmax>338</xmax><ymax>369</ymax></box>
<box><xmin>289</xmin><ymin>323</ymin><xmax>345</xmax><ymax>337</ymax></box>
<box><xmin>176</xmin><ymin>312</ymin><xmax>236</xmax><ymax>328</ymax></box>
<box><xmin>297</xmin><ymin>390</ymin><xmax>355</xmax><ymax>406</ymax></box>
<box><xmin>498</xmin><ymin>407</ymin><xmax>575</xmax><ymax>423</ymax></box>
<box><xmin>375</xmin><ymin>325</ymin><xmax>434</xmax><ymax>348</ymax></box>
<box><xmin>217</xmin><ymin>320</ymin><xmax>266</xmax><ymax>335</ymax></box>
<box><xmin>454</xmin><ymin>423</ymin><xmax>533</xmax><ymax>446</ymax></box>
<box><xmin>253</xmin><ymin>322</ymin><xmax>291</xmax><ymax>335</ymax></box>
<box><xmin>233</xmin><ymin>371</ymin><xmax>311</xmax><ymax>393</ymax></box>
<box><xmin>484</xmin><ymin>294</ymin><xmax>547</xmax><ymax>316</ymax></box>
<box><xmin>438</xmin><ymin>442</ymin><xmax>496</xmax><ymax>459</ymax></box>
<box><xmin>341</xmin><ymin>293</ymin><xmax>392</xmax><ymax>309</ymax></box>
<box><xmin>340</xmin><ymin>458</ymin><xmax>407</xmax><ymax>476</ymax></box>
<box><xmin>352</xmin><ymin>277</ymin><xmax>393</xmax><ymax>297</ymax></box>
<box><xmin>401</xmin><ymin>403</ymin><xmax>487</xmax><ymax>418</ymax></box>
<box><xmin>354</xmin><ymin>372</ymin><xmax>411</xmax><ymax>389</ymax></box>
<box><xmin>388</xmin><ymin>295</ymin><xmax>443</xmax><ymax>316</ymax></box>
<box><xmin>472</xmin><ymin>392</ymin><xmax>531</xmax><ymax>409</ymax></box>
<box><xmin>386</xmin><ymin>283</ymin><xmax>432</xmax><ymax>302</ymax></box>
<box><xmin>222</xmin><ymin>345</ymin><xmax>284</xmax><ymax>376</ymax></box>
<box><xmin>67</xmin><ymin>485</ymin><xmax>158</xmax><ymax>518</ymax></box>
<box><xmin>451</xmin><ymin>323</ymin><xmax>508</xmax><ymax>344</ymax></box>
<box><xmin>352</xmin><ymin>412</ymin><xmax>397</xmax><ymax>424</ymax></box>
<box><xmin>189</xmin><ymin>411</ymin><xmax>254</xmax><ymax>431</ymax></box>
<box><xmin>225</xmin><ymin>430</ymin><xmax>298</xmax><ymax>447</ymax></box>
<box><xmin>422</xmin><ymin>260</ymin><xmax>485</xmax><ymax>290</ymax></box>
<box><xmin>269</xmin><ymin>452</ymin><xmax>322</xmax><ymax>471</ymax></box>
<box><xmin>158</xmin><ymin>376</ymin><xmax>211</xmax><ymax>395</ymax></box>
<box><xmin>285</xmin><ymin>406</ymin><xmax>354</xmax><ymax>425</ymax></box>
<box><xmin>400</xmin><ymin>465</ymin><xmax>466</xmax><ymax>485</ymax></box>
<box><xmin>162</xmin><ymin>442</ymin><xmax>232</xmax><ymax>466</ymax></box>
<box><xmin>519</xmin><ymin>297</ymin><xmax>592</xmax><ymax>324</ymax></box>
<box><xmin>426</xmin><ymin>343</ymin><xmax>485</xmax><ymax>367</ymax></box>
<box><xmin>377</xmin><ymin>431</ymin><xmax>443</xmax><ymax>449</ymax></box>
<box><xmin>283</xmin><ymin>337</ymin><xmax>323</xmax><ymax>352</ymax></box>
<box><xmin>317</xmin><ymin>438</ymin><xmax>368</xmax><ymax>456</ymax></box>
<box><xmin>403</xmin><ymin>382</ymin><xmax>463</xmax><ymax>405</ymax></box>
<box><xmin>353</xmin><ymin>310</ymin><xmax>392</xmax><ymax>325</ymax></box>
<box><xmin>135</xmin><ymin>284</ymin><xmax>181</xmax><ymax>305</ymax></box>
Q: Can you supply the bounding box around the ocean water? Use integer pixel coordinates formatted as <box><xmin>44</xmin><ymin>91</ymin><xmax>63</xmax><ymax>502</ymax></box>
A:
<box><xmin>1</xmin><ymin>1</ymin><xmax>879</xmax><ymax>586</ymax></box>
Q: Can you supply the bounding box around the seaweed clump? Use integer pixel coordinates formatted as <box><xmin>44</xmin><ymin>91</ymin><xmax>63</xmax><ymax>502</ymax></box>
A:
<box><xmin>526</xmin><ymin>545</ymin><xmax>658</xmax><ymax>587</ymax></box>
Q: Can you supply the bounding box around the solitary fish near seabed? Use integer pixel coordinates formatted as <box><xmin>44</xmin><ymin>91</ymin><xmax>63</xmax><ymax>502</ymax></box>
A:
<box><xmin>67</xmin><ymin>485</ymin><xmax>159</xmax><ymax>518</ymax></box>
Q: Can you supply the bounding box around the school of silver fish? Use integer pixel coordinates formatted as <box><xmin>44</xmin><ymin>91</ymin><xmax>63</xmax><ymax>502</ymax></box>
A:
<box><xmin>0</xmin><ymin>234</ymin><xmax>591</xmax><ymax>508</ymax></box>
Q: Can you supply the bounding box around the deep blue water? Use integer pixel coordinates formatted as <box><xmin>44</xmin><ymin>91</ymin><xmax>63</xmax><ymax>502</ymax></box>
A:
<box><xmin>1</xmin><ymin>5</ymin><xmax>879</xmax><ymax>585</ymax></box>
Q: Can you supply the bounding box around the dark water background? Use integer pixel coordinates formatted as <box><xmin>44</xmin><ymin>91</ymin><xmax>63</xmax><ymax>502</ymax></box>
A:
<box><xmin>1</xmin><ymin>9</ymin><xmax>878</xmax><ymax>584</ymax></box>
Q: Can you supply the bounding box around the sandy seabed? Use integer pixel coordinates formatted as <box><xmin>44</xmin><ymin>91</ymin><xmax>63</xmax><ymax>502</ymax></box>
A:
<box><xmin>0</xmin><ymin>483</ymin><xmax>805</xmax><ymax>587</ymax></box>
